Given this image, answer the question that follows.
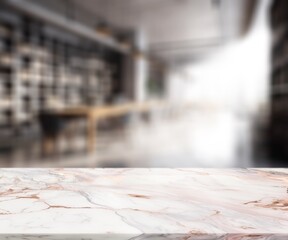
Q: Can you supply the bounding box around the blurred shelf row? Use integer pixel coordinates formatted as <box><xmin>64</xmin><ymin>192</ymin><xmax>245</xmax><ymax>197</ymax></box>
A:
<box><xmin>0</xmin><ymin>9</ymin><xmax>124</xmax><ymax>129</ymax></box>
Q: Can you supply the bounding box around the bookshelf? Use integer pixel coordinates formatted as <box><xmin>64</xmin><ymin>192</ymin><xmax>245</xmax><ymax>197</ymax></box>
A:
<box><xmin>0</xmin><ymin>6</ymin><xmax>124</xmax><ymax>133</ymax></box>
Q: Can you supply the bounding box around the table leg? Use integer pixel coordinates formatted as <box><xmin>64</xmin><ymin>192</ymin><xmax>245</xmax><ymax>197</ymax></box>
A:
<box><xmin>42</xmin><ymin>136</ymin><xmax>56</xmax><ymax>156</ymax></box>
<box><xmin>87</xmin><ymin>115</ymin><xmax>97</xmax><ymax>153</ymax></box>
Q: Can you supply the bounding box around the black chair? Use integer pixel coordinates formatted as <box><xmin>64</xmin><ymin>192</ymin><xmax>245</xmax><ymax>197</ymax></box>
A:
<box><xmin>38</xmin><ymin>111</ymin><xmax>65</xmax><ymax>156</ymax></box>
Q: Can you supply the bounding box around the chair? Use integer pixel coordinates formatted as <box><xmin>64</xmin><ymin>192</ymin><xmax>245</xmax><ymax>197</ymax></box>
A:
<box><xmin>38</xmin><ymin>111</ymin><xmax>65</xmax><ymax>156</ymax></box>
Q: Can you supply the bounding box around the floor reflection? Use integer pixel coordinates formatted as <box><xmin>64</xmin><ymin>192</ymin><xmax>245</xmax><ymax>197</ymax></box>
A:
<box><xmin>0</xmin><ymin>107</ymin><xmax>277</xmax><ymax>168</ymax></box>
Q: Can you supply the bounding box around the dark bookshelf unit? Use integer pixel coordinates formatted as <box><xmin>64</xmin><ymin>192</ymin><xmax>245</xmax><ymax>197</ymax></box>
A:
<box><xmin>0</xmin><ymin>5</ymin><xmax>125</xmax><ymax>133</ymax></box>
<box><xmin>270</xmin><ymin>0</ymin><xmax>288</xmax><ymax>159</ymax></box>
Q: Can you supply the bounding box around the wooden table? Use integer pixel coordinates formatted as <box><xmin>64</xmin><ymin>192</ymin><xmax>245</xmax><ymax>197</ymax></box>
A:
<box><xmin>54</xmin><ymin>102</ymin><xmax>163</xmax><ymax>153</ymax></box>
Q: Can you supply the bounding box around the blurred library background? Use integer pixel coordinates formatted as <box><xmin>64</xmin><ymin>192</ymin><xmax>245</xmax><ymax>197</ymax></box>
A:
<box><xmin>0</xmin><ymin>0</ymin><xmax>286</xmax><ymax>167</ymax></box>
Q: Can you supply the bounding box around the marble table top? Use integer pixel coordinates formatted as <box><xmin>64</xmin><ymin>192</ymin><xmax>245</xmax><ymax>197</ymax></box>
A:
<box><xmin>0</xmin><ymin>168</ymin><xmax>288</xmax><ymax>240</ymax></box>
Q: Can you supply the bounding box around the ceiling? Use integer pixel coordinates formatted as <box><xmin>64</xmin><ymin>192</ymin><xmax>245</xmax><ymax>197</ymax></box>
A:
<box><xmin>80</xmin><ymin>0</ymin><xmax>221</xmax><ymax>44</ymax></box>
<box><xmin>79</xmin><ymin>0</ymin><xmax>257</xmax><ymax>62</ymax></box>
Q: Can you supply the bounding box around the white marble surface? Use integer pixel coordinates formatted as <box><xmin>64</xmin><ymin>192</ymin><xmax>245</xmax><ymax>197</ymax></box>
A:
<box><xmin>0</xmin><ymin>169</ymin><xmax>288</xmax><ymax>239</ymax></box>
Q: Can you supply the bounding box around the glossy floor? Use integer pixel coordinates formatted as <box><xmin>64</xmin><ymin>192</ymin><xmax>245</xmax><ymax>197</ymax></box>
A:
<box><xmin>0</xmin><ymin>109</ymin><xmax>277</xmax><ymax>168</ymax></box>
